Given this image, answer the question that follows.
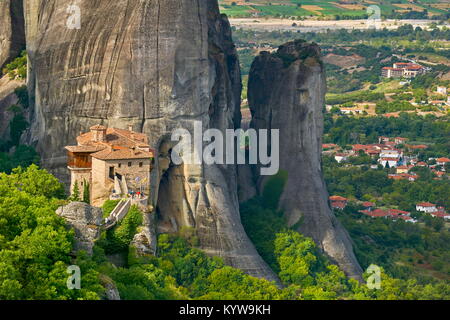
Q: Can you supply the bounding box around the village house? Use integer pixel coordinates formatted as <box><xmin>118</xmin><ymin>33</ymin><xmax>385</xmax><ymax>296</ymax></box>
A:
<box><xmin>334</xmin><ymin>153</ymin><xmax>348</xmax><ymax>163</ymax></box>
<box><xmin>323</xmin><ymin>143</ymin><xmax>339</xmax><ymax>150</ymax></box>
<box><xmin>379</xmin><ymin>136</ymin><xmax>390</xmax><ymax>144</ymax></box>
<box><xmin>329</xmin><ymin>196</ymin><xmax>348</xmax><ymax>210</ymax></box>
<box><xmin>66</xmin><ymin>125</ymin><xmax>154</xmax><ymax>207</ymax></box>
<box><xmin>378</xmin><ymin>149</ymin><xmax>402</xmax><ymax>168</ymax></box>
<box><xmin>381</xmin><ymin>67</ymin><xmax>404</xmax><ymax>79</ymax></box>
<box><xmin>361</xmin><ymin>208</ymin><xmax>390</xmax><ymax>218</ymax></box>
<box><xmin>388</xmin><ymin>209</ymin><xmax>411</xmax><ymax>218</ymax></box>
<box><xmin>382</xmin><ymin>63</ymin><xmax>425</xmax><ymax>79</ymax></box>
<box><xmin>388</xmin><ymin>173</ymin><xmax>418</xmax><ymax>182</ymax></box>
<box><xmin>436</xmin><ymin>157</ymin><xmax>450</xmax><ymax>167</ymax></box>
<box><xmin>430</xmin><ymin>207</ymin><xmax>450</xmax><ymax>220</ymax></box>
<box><xmin>406</xmin><ymin>144</ymin><xmax>428</xmax><ymax>151</ymax></box>
<box><xmin>429</xmin><ymin>100</ymin><xmax>446</xmax><ymax>106</ymax></box>
<box><xmin>396</xmin><ymin>165</ymin><xmax>409</xmax><ymax>174</ymax></box>
<box><xmin>359</xmin><ymin>207</ymin><xmax>416</xmax><ymax>222</ymax></box>
<box><xmin>394</xmin><ymin>137</ymin><xmax>408</xmax><ymax>145</ymax></box>
<box><xmin>362</xmin><ymin>202</ymin><xmax>375</xmax><ymax>211</ymax></box>
<box><xmin>433</xmin><ymin>171</ymin><xmax>446</xmax><ymax>179</ymax></box>
<box><xmin>416</xmin><ymin>202</ymin><xmax>438</xmax><ymax>213</ymax></box>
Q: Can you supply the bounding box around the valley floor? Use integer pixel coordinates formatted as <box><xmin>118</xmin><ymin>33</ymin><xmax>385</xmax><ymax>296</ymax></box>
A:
<box><xmin>229</xmin><ymin>18</ymin><xmax>449</xmax><ymax>32</ymax></box>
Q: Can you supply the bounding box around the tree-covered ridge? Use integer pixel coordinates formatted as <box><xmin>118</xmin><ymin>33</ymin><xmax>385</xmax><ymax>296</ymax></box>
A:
<box><xmin>239</xmin><ymin>172</ymin><xmax>450</xmax><ymax>299</ymax></box>
<box><xmin>0</xmin><ymin>165</ymin><xmax>102</xmax><ymax>299</ymax></box>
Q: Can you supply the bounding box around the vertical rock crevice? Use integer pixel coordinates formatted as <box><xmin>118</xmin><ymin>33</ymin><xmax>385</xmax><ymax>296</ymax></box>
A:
<box><xmin>0</xmin><ymin>0</ymin><xmax>25</xmax><ymax>69</ymax></box>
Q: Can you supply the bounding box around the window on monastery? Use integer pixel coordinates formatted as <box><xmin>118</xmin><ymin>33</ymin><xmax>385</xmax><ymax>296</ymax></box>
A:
<box><xmin>118</xmin><ymin>163</ymin><xmax>122</xmax><ymax>168</ymax></box>
<box><xmin>128</xmin><ymin>162</ymin><xmax>132</xmax><ymax>167</ymax></box>
<box><xmin>109</xmin><ymin>166</ymin><xmax>115</xmax><ymax>180</ymax></box>
<box><xmin>139</xmin><ymin>162</ymin><xmax>143</xmax><ymax>167</ymax></box>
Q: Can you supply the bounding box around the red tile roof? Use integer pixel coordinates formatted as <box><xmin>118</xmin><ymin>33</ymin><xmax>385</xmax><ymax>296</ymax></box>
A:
<box><xmin>388</xmin><ymin>209</ymin><xmax>410</xmax><ymax>216</ymax></box>
<box><xmin>330</xmin><ymin>196</ymin><xmax>348</xmax><ymax>201</ymax></box>
<box><xmin>407</xmin><ymin>144</ymin><xmax>428</xmax><ymax>150</ymax></box>
<box><xmin>67</xmin><ymin>125</ymin><xmax>155</xmax><ymax>161</ymax></box>
<box><xmin>366</xmin><ymin>209</ymin><xmax>389</xmax><ymax>217</ymax></box>
<box><xmin>417</xmin><ymin>202</ymin><xmax>436</xmax><ymax>207</ymax></box>
<box><xmin>431</xmin><ymin>212</ymin><xmax>450</xmax><ymax>218</ymax></box>
<box><xmin>91</xmin><ymin>147</ymin><xmax>153</xmax><ymax>161</ymax></box>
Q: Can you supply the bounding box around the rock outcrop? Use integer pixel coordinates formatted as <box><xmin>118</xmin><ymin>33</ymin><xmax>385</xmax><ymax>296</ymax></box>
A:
<box><xmin>56</xmin><ymin>201</ymin><xmax>103</xmax><ymax>255</ymax></box>
<box><xmin>247</xmin><ymin>40</ymin><xmax>363</xmax><ymax>280</ymax></box>
<box><xmin>0</xmin><ymin>0</ymin><xmax>25</xmax><ymax>69</ymax></box>
<box><xmin>99</xmin><ymin>275</ymin><xmax>121</xmax><ymax>301</ymax></box>
<box><xmin>131</xmin><ymin>208</ymin><xmax>157</xmax><ymax>257</ymax></box>
<box><xmin>25</xmin><ymin>0</ymin><xmax>278</xmax><ymax>282</ymax></box>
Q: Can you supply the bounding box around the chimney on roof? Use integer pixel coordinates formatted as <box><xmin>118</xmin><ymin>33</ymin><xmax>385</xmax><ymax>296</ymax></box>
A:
<box><xmin>90</xmin><ymin>125</ymin><xmax>107</xmax><ymax>142</ymax></box>
<box><xmin>128</xmin><ymin>125</ymin><xmax>133</xmax><ymax>132</ymax></box>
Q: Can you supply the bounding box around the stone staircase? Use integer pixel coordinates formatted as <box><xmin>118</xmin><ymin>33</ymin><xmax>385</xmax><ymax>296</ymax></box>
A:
<box><xmin>103</xmin><ymin>199</ymin><xmax>131</xmax><ymax>230</ymax></box>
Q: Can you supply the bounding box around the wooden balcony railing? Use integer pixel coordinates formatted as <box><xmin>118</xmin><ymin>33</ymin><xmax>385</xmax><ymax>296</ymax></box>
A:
<box><xmin>67</xmin><ymin>152</ymin><xmax>92</xmax><ymax>169</ymax></box>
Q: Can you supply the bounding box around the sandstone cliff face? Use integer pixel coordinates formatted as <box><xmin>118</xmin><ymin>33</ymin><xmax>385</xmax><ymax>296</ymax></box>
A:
<box><xmin>248</xmin><ymin>40</ymin><xmax>363</xmax><ymax>280</ymax></box>
<box><xmin>0</xmin><ymin>0</ymin><xmax>25</xmax><ymax>69</ymax></box>
<box><xmin>25</xmin><ymin>0</ymin><xmax>278</xmax><ymax>282</ymax></box>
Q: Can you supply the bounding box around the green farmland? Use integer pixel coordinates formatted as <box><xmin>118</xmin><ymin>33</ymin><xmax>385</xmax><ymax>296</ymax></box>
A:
<box><xmin>219</xmin><ymin>0</ymin><xmax>450</xmax><ymax>20</ymax></box>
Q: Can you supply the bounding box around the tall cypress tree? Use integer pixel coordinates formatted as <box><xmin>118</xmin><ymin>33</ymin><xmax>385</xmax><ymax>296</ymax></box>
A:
<box><xmin>71</xmin><ymin>181</ymin><xmax>80</xmax><ymax>201</ymax></box>
<box><xmin>83</xmin><ymin>179</ymin><xmax>90</xmax><ymax>204</ymax></box>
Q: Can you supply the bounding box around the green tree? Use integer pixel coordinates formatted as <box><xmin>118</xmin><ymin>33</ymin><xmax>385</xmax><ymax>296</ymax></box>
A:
<box><xmin>70</xmin><ymin>181</ymin><xmax>81</xmax><ymax>202</ymax></box>
<box><xmin>82</xmin><ymin>179</ymin><xmax>90</xmax><ymax>204</ymax></box>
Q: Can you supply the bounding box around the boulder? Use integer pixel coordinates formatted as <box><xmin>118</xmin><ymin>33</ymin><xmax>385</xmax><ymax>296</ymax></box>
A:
<box><xmin>56</xmin><ymin>201</ymin><xmax>103</xmax><ymax>255</ymax></box>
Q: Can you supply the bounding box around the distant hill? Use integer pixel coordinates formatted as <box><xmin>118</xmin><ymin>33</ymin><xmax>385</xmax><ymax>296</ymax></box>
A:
<box><xmin>219</xmin><ymin>0</ymin><xmax>450</xmax><ymax>20</ymax></box>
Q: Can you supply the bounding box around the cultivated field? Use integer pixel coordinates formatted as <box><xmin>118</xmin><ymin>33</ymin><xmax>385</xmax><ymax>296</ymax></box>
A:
<box><xmin>219</xmin><ymin>0</ymin><xmax>450</xmax><ymax>19</ymax></box>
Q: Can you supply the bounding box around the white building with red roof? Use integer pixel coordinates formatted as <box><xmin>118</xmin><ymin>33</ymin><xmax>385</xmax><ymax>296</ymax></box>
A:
<box><xmin>382</xmin><ymin>63</ymin><xmax>425</xmax><ymax>79</ymax></box>
<box><xmin>329</xmin><ymin>196</ymin><xmax>348</xmax><ymax>210</ymax></box>
<box><xmin>416</xmin><ymin>202</ymin><xmax>438</xmax><ymax>213</ymax></box>
<box><xmin>436</xmin><ymin>157</ymin><xmax>450</xmax><ymax>167</ymax></box>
